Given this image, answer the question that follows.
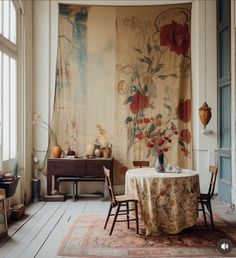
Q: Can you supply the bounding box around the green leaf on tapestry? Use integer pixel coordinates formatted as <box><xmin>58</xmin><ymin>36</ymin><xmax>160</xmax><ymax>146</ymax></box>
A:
<box><xmin>161</xmin><ymin>129</ymin><xmax>167</xmax><ymax>135</ymax></box>
<box><xmin>132</xmin><ymin>85</ymin><xmax>137</xmax><ymax>93</ymax></box>
<box><xmin>138</xmin><ymin>58</ymin><xmax>146</xmax><ymax>63</ymax></box>
<box><xmin>164</xmin><ymin>103</ymin><xmax>171</xmax><ymax>111</ymax></box>
<box><xmin>124</xmin><ymin>96</ymin><xmax>133</xmax><ymax>105</ymax></box>
<box><xmin>169</xmin><ymin>73</ymin><xmax>177</xmax><ymax>78</ymax></box>
<box><xmin>148</xmin><ymin>123</ymin><xmax>155</xmax><ymax>133</ymax></box>
<box><xmin>144</xmin><ymin>56</ymin><xmax>152</xmax><ymax>65</ymax></box>
<box><xmin>125</xmin><ymin>116</ymin><xmax>133</xmax><ymax>124</ymax></box>
<box><xmin>143</xmin><ymin>85</ymin><xmax>148</xmax><ymax>94</ymax></box>
<box><xmin>153</xmin><ymin>45</ymin><xmax>160</xmax><ymax>51</ymax></box>
<box><xmin>159</xmin><ymin>75</ymin><xmax>168</xmax><ymax>80</ymax></box>
<box><xmin>178</xmin><ymin>140</ymin><xmax>185</xmax><ymax>147</ymax></box>
<box><xmin>149</xmin><ymin>103</ymin><xmax>155</xmax><ymax>109</ymax></box>
<box><xmin>145</xmin><ymin>149</ymin><xmax>151</xmax><ymax>158</ymax></box>
<box><xmin>154</xmin><ymin>63</ymin><xmax>164</xmax><ymax>73</ymax></box>
<box><xmin>147</xmin><ymin>43</ymin><xmax>152</xmax><ymax>55</ymax></box>
<box><xmin>156</xmin><ymin>114</ymin><xmax>162</xmax><ymax>119</ymax></box>
<box><xmin>134</xmin><ymin>47</ymin><xmax>142</xmax><ymax>54</ymax></box>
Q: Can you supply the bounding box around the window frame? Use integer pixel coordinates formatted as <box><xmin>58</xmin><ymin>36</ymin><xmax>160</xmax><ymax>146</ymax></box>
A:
<box><xmin>0</xmin><ymin>0</ymin><xmax>23</xmax><ymax>174</ymax></box>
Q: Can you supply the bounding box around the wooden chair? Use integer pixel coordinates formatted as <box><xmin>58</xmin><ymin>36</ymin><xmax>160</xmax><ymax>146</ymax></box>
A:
<box><xmin>133</xmin><ymin>160</ymin><xmax>149</xmax><ymax>168</ymax></box>
<box><xmin>198</xmin><ymin>165</ymin><xmax>218</xmax><ymax>229</ymax></box>
<box><xmin>103</xmin><ymin>166</ymin><xmax>139</xmax><ymax>235</ymax></box>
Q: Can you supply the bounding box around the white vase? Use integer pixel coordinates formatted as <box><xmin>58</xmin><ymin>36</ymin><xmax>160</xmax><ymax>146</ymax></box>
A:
<box><xmin>86</xmin><ymin>144</ymin><xmax>95</xmax><ymax>156</ymax></box>
<box><xmin>94</xmin><ymin>148</ymin><xmax>101</xmax><ymax>158</ymax></box>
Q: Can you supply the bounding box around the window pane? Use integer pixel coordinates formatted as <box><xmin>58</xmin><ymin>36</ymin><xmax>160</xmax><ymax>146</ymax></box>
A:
<box><xmin>10</xmin><ymin>57</ymin><xmax>16</xmax><ymax>159</ymax></box>
<box><xmin>10</xmin><ymin>1</ymin><xmax>16</xmax><ymax>44</ymax></box>
<box><xmin>3</xmin><ymin>54</ymin><xmax>9</xmax><ymax>161</ymax></box>
<box><xmin>3</xmin><ymin>0</ymin><xmax>10</xmax><ymax>40</ymax></box>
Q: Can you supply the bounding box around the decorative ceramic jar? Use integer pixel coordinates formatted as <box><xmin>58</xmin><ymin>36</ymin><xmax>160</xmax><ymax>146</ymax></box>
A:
<box><xmin>86</xmin><ymin>143</ymin><xmax>95</xmax><ymax>157</ymax></box>
<box><xmin>199</xmin><ymin>102</ymin><xmax>212</xmax><ymax>129</ymax></box>
<box><xmin>52</xmin><ymin>145</ymin><xmax>62</xmax><ymax>158</ymax></box>
<box><xmin>94</xmin><ymin>148</ymin><xmax>101</xmax><ymax>158</ymax></box>
<box><xmin>103</xmin><ymin>147</ymin><xmax>112</xmax><ymax>158</ymax></box>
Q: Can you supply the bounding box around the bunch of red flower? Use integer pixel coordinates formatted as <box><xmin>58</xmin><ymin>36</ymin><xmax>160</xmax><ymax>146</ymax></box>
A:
<box><xmin>134</xmin><ymin>117</ymin><xmax>178</xmax><ymax>155</ymax></box>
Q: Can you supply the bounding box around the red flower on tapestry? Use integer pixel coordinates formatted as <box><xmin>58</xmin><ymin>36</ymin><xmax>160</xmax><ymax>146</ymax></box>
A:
<box><xmin>176</xmin><ymin>98</ymin><xmax>191</xmax><ymax>122</ymax></box>
<box><xmin>180</xmin><ymin>129</ymin><xmax>191</xmax><ymax>143</ymax></box>
<box><xmin>130</xmin><ymin>92</ymin><xmax>149</xmax><ymax>114</ymax></box>
<box><xmin>160</xmin><ymin>21</ymin><xmax>190</xmax><ymax>56</ymax></box>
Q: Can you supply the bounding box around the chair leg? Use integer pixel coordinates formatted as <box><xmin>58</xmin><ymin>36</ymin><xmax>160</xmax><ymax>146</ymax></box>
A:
<box><xmin>207</xmin><ymin>199</ymin><xmax>214</xmax><ymax>229</ymax></box>
<box><xmin>200</xmin><ymin>199</ymin><xmax>207</xmax><ymax>227</ymax></box>
<box><xmin>104</xmin><ymin>203</ymin><xmax>113</xmax><ymax>229</ymax></box>
<box><xmin>110</xmin><ymin>203</ymin><xmax>121</xmax><ymax>235</ymax></box>
<box><xmin>75</xmin><ymin>181</ymin><xmax>78</xmax><ymax>198</ymax></box>
<box><xmin>126</xmin><ymin>202</ymin><xmax>130</xmax><ymax>229</ymax></box>
<box><xmin>134</xmin><ymin>201</ymin><xmax>139</xmax><ymax>234</ymax></box>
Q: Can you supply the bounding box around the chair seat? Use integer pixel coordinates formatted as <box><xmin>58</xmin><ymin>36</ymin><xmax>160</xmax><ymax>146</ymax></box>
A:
<box><xmin>116</xmin><ymin>194</ymin><xmax>138</xmax><ymax>203</ymax></box>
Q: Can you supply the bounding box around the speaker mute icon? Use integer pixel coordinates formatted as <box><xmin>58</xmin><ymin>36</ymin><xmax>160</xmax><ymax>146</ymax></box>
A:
<box><xmin>217</xmin><ymin>239</ymin><xmax>233</xmax><ymax>254</ymax></box>
<box><xmin>221</xmin><ymin>242</ymin><xmax>229</xmax><ymax>250</ymax></box>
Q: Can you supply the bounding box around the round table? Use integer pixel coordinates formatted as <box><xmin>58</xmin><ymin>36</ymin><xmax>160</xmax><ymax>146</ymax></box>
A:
<box><xmin>125</xmin><ymin>168</ymin><xmax>200</xmax><ymax>235</ymax></box>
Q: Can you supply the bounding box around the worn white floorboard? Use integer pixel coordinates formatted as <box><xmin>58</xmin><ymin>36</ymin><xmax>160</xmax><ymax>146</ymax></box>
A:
<box><xmin>0</xmin><ymin>202</ymin><xmax>62</xmax><ymax>258</ymax></box>
<box><xmin>0</xmin><ymin>201</ymin><xmax>46</xmax><ymax>249</ymax></box>
<box><xmin>35</xmin><ymin>199</ymin><xmax>88</xmax><ymax>258</ymax></box>
<box><xmin>19</xmin><ymin>201</ymin><xmax>70</xmax><ymax>258</ymax></box>
<box><xmin>82</xmin><ymin>197</ymin><xmax>109</xmax><ymax>215</ymax></box>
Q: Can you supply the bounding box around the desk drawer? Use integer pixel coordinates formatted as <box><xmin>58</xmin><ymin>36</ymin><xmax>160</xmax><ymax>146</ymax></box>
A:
<box><xmin>86</xmin><ymin>159</ymin><xmax>112</xmax><ymax>177</ymax></box>
<box><xmin>47</xmin><ymin>159</ymin><xmax>86</xmax><ymax>176</ymax></box>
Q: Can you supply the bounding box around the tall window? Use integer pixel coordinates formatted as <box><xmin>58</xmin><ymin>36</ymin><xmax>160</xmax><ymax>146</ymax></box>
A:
<box><xmin>0</xmin><ymin>0</ymin><xmax>18</xmax><ymax>172</ymax></box>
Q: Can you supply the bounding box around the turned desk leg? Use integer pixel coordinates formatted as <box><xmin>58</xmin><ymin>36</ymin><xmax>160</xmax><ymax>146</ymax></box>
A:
<box><xmin>47</xmin><ymin>174</ymin><xmax>52</xmax><ymax>195</ymax></box>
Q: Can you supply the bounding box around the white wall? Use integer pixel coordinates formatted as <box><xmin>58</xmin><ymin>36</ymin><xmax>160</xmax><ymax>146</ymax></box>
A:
<box><xmin>192</xmin><ymin>0</ymin><xmax>218</xmax><ymax>193</ymax></box>
<box><xmin>33</xmin><ymin>0</ymin><xmax>231</xmax><ymax>198</ymax></box>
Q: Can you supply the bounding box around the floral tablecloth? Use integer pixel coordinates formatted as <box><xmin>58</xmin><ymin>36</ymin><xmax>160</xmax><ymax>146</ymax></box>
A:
<box><xmin>125</xmin><ymin>168</ymin><xmax>200</xmax><ymax>235</ymax></box>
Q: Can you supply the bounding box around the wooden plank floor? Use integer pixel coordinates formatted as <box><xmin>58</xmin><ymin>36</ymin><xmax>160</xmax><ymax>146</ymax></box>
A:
<box><xmin>0</xmin><ymin>197</ymin><xmax>110</xmax><ymax>258</ymax></box>
<box><xmin>0</xmin><ymin>197</ymin><xmax>235</xmax><ymax>258</ymax></box>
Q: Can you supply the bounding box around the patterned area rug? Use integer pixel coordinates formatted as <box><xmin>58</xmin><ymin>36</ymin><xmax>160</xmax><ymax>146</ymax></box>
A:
<box><xmin>57</xmin><ymin>215</ymin><xmax>236</xmax><ymax>257</ymax></box>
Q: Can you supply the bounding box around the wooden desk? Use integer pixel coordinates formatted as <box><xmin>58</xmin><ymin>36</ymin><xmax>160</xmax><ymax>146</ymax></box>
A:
<box><xmin>47</xmin><ymin>158</ymin><xmax>113</xmax><ymax>195</ymax></box>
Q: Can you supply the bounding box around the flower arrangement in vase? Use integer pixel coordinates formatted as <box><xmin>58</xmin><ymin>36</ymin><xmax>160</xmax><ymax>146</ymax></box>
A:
<box><xmin>95</xmin><ymin>124</ymin><xmax>112</xmax><ymax>158</ymax></box>
<box><xmin>64</xmin><ymin>120</ymin><xmax>78</xmax><ymax>156</ymax></box>
<box><xmin>33</xmin><ymin>113</ymin><xmax>61</xmax><ymax>158</ymax></box>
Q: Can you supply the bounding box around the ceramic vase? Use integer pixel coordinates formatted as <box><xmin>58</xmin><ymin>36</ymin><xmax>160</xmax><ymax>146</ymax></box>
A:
<box><xmin>158</xmin><ymin>153</ymin><xmax>165</xmax><ymax>172</ymax></box>
<box><xmin>199</xmin><ymin>102</ymin><xmax>212</xmax><ymax>129</ymax></box>
<box><xmin>103</xmin><ymin>147</ymin><xmax>112</xmax><ymax>158</ymax></box>
<box><xmin>94</xmin><ymin>148</ymin><xmax>101</xmax><ymax>158</ymax></box>
<box><xmin>52</xmin><ymin>145</ymin><xmax>62</xmax><ymax>158</ymax></box>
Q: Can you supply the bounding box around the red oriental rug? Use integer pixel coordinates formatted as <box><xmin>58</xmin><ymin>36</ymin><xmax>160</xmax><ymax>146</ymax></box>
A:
<box><xmin>57</xmin><ymin>215</ymin><xmax>236</xmax><ymax>257</ymax></box>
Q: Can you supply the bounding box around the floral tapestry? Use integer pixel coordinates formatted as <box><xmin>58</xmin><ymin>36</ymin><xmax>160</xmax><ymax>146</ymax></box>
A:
<box><xmin>115</xmin><ymin>4</ymin><xmax>192</xmax><ymax>173</ymax></box>
<box><xmin>52</xmin><ymin>3</ymin><xmax>192</xmax><ymax>184</ymax></box>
